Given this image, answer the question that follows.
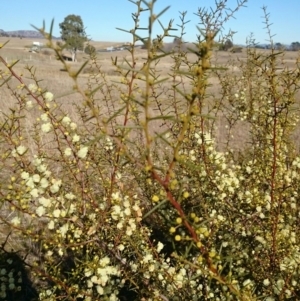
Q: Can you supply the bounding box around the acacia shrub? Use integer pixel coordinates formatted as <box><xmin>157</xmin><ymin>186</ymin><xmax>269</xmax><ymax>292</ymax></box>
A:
<box><xmin>0</xmin><ymin>1</ymin><xmax>300</xmax><ymax>301</ymax></box>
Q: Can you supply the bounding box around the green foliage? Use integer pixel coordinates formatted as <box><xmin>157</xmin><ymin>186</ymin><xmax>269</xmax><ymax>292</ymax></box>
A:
<box><xmin>59</xmin><ymin>14</ymin><xmax>87</xmax><ymax>61</ymax></box>
<box><xmin>290</xmin><ymin>41</ymin><xmax>300</xmax><ymax>51</ymax></box>
<box><xmin>84</xmin><ymin>44</ymin><xmax>96</xmax><ymax>55</ymax></box>
<box><xmin>1</xmin><ymin>1</ymin><xmax>300</xmax><ymax>301</ymax></box>
<box><xmin>219</xmin><ymin>38</ymin><xmax>233</xmax><ymax>51</ymax></box>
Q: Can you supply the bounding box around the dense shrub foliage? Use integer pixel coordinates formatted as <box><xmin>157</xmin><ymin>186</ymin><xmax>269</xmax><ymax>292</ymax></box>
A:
<box><xmin>1</xmin><ymin>1</ymin><xmax>300</xmax><ymax>300</ymax></box>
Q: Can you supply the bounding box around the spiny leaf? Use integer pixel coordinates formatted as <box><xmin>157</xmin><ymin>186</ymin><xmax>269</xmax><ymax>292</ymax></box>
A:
<box><xmin>150</xmin><ymin>52</ymin><xmax>172</xmax><ymax>61</ymax></box>
<box><xmin>7</xmin><ymin>60</ymin><xmax>20</xmax><ymax>69</ymax></box>
<box><xmin>104</xmin><ymin>105</ymin><xmax>127</xmax><ymax>125</ymax></box>
<box><xmin>0</xmin><ymin>74</ymin><xmax>12</xmax><ymax>88</ymax></box>
<box><xmin>148</xmin><ymin>115</ymin><xmax>176</xmax><ymax>122</ymax></box>
<box><xmin>115</xmin><ymin>27</ymin><xmax>134</xmax><ymax>34</ymax></box>
<box><xmin>0</xmin><ymin>40</ymin><xmax>10</xmax><ymax>49</ymax></box>
<box><xmin>72</xmin><ymin>60</ymin><xmax>89</xmax><ymax>78</ymax></box>
<box><xmin>31</xmin><ymin>24</ymin><xmax>44</xmax><ymax>35</ymax></box>
<box><xmin>49</xmin><ymin>19</ymin><xmax>55</xmax><ymax>40</ymax></box>
<box><xmin>155</xmin><ymin>6</ymin><xmax>171</xmax><ymax>20</ymax></box>
<box><xmin>149</xmin><ymin>77</ymin><xmax>169</xmax><ymax>86</ymax></box>
<box><xmin>115</xmin><ymin>125</ymin><xmax>143</xmax><ymax>130</ymax></box>
<box><xmin>88</xmin><ymin>84</ymin><xmax>104</xmax><ymax>97</ymax></box>
<box><xmin>142</xmin><ymin>200</ymin><xmax>168</xmax><ymax>220</ymax></box>
<box><xmin>140</xmin><ymin>0</ymin><xmax>151</xmax><ymax>8</ymax></box>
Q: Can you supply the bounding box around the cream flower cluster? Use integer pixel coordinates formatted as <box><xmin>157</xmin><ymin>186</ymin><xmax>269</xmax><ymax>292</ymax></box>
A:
<box><xmin>18</xmin><ymin>156</ymin><xmax>51</xmax><ymax>206</ymax></box>
<box><xmin>280</xmin><ymin>249</ymin><xmax>300</xmax><ymax>275</ymax></box>
<box><xmin>105</xmin><ymin>137</ymin><xmax>114</xmax><ymax>151</ymax></box>
<box><xmin>234</xmin><ymin>89</ymin><xmax>249</xmax><ymax>121</ymax></box>
<box><xmin>130</xmin><ymin>247</ymin><xmax>208</xmax><ymax>298</ymax></box>
<box><xmin>28</xmin><ymin>83</ymin><xmax>38</xmax><ymax>93</ymax></box>
<box><xmin>11</xmin><ymin>145</ymin><xmax>27</xmax><ymax>157</ymax></box>
<box><xmin>28</xmin><ymin>84</ymin><xmax>54</xmax><ymax>103</ymax></box>
<box><xmin>17</xmin><ymin>156</ymin><xmax>78</xmax><ymax>228</ymax></box>
<box><xmin>108</xmin><ymin>193</ymin><xmax>205</xmax><ymax>296</ymax></box>
<box><xmin>110</xmin><ymin>193</ymin><xmax>142</xmax><ymax>236</ymax></box>
<box><xmin>83</xmin><ymin>256</ymin><xmax>121</xmax><ymax>298</ymax></box>
<box><xmin>61</xmin><ymin>114</ymin><xmax>77</xmax><ymax>131</ymax></box>
<box><xmin>27</xmin><ymin>84</ymin><xmax>53</xmax><ymax>109</ymax></box>
<box><xmin>39</xmin><ymin>111</ymin><xmax>52</xmax><ymax>133</ymax></box>
<box><xmin>185</xmin><ymin>131</ymin><xmax>240</xmax><ymax>202</ymax></box>
<box><xmin>58</xmin><ymin>115</ymin><xmax>89</xmax><ymax>159</ymax></box>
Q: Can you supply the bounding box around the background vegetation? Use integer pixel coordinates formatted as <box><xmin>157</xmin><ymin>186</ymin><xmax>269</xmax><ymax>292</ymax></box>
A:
<box><xmin>1</xmin><ymin>1</ymin><xmax>300</xmax><ymax>300</ymax></box>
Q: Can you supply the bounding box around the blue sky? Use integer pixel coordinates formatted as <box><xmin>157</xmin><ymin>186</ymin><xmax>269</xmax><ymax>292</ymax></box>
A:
<box><xmin>1</xmin><ymin>0</ymin><xmax>299</xmax><ymax>45</ymax></box>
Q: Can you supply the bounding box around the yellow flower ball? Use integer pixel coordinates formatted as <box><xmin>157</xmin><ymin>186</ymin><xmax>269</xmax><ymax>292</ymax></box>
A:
<box><xmin>183</xmin><ymin>191</ymin><xmax>190</xmax><ymax>198</ymax></box>
<box><xmin>169</xmin><ymin>227</ymin><xmax>176</xmax><ymax>234</ymax></box>
<box><xmin>175</xmin><ymin>235</ymin><xmax>181</xmax><ymax>241</ymax></box>
<box><xmin>152</xmin><ymin>195</ymin><xmax>159</xmax><ymax>202</ymax></box>
<box><xmin>196</xmin><ymin>241</ymin><xmax>202</xmax><ymax>248</ymax></box>
<box><xmin>176</xmin><ymin>217</ymin><xmax>183</xmax><ymax>224</ymax></box>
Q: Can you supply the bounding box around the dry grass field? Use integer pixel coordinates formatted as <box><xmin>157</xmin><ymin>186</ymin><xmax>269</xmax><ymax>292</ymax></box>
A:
<box><xmin>1</xmin><ymin>37</ymin><xmax>300</xmax><ymax>151</ymax></box>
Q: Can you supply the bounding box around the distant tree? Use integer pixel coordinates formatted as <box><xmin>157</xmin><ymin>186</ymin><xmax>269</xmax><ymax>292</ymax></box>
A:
<box><xmin>141</xmin><ymin>38</ymin><xmax>164</xmax><ymax>50</ymax></box>
<box><xmin>170</xmin><ymin>37</ymin><xmax>185</xmax><ymax>51</ymax></box>
<box><xmin>59</xmin><ymin>14</ymin><xmax>87</xmax><ymax>62</ymax></box>
<box><xmin>219</xmin><ymin>39</ymin><xmax>233</xmax><ymax>51</ymax></box>
<box><xmin>230</xmin><ymin>47</ymin><xmax>243</xmax><ymax>53</ymax></box>
<box><xmin>290</xmin><ymin>42</ymin><xmax>300</xmax><ymax>51</ymax></box>
<box><xmin>275</xmin><ymin>42</ymin><xmax>284</xmax><ymax>50</ymax></box>
<box><xmin>224</xmin><ymin>39</ymin><xmax>233</xmax><ymax>50</ymax></box>
<box><xmin>84</xmin><ymin>44</ymin><xmax>96</xmax><ymax>56</ymax></box>
<box><xmin>0</xmin><ymin>30</ymin><xmax>7</xmax><ymax>37</ymax></box>
<box><xmin>173</xmin><ymin>37</ymin><xmax>183</xmax><ymax>46</ymax></box>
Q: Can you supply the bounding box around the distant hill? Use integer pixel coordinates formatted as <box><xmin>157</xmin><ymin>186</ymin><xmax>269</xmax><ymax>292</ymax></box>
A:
<box><xmin>0</xmin><ymin>29</ymin><xmax>58</xmax><ymax>39</ymax></box>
